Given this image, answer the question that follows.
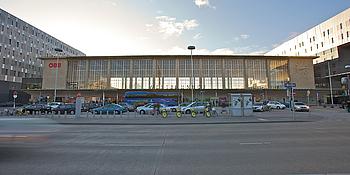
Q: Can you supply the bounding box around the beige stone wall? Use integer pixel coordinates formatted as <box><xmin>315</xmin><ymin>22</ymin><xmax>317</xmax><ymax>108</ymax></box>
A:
<box><xmin>42</xmin><ymin>58</ymin><xmax>68</xmax><ymax>90</ymax></box>
<box><xmin>289</xmin><ymin>58</ymin><xmax>315</xmax><ymax>89</ymax></box>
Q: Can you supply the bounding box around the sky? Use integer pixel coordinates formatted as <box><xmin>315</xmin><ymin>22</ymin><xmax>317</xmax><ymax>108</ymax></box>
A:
<box><xmin>0</xmin><ymin>0</ymin><xmax>350</xmax><ymax>56</ymax></box>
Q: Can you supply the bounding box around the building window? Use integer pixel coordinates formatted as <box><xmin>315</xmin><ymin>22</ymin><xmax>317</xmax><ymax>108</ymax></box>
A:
<box><xmin>269</xmin><ymin>59</ymin><xmax>289</xmax><ymax>89</ymax></box>
<box><xmin>347</xmin><ymin>31</ymin><xmax>349</xmax><ymax>38</ymax></box>
<box><xmin>331</xmin><ymin>37</ymin><xmax>334</xmax><ymax>43</ymax></box>
<box><xmin>321</xmin><ymin>42</ymin><xmax>324</xmax><ymax>47</ymax></box>
<box><xmin>340</xmin><ymin>23</ymin><xmax>343</xmax><ymax>30</ymax></box>
<box><xmin>327</xmin><ymin>29</ymin><xmax>330</xmax><ymax>35</ymax></box>
<box><xmin>313</xmin><ymin>36</ymin><xmax>315</xmax><ymax>41</ymax></box>
<box><xmin>9</xmin><ymin>39</ymin><xmax>11</xmax><ymax>45</ymax></box>
<box><xmin>246</xmin><ymin>59</ymin><xmax>268</xmax><ymax>89</ymax></box>
<box><xmin>323</xmin><ymin>31</ymin><xmax>325</xmax><ymax>37</ymax></box>
<box><xmin>341</xmin><ymin>33</ymin><xmax>344</xmax><ymax>40</ymax></box>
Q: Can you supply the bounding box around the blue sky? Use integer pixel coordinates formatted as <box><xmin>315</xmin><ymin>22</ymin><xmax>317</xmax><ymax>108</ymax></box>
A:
<box><xmin>0</xmin><ymin>0</ymin><xmax>350</xmax><ymax>55</ymax></box>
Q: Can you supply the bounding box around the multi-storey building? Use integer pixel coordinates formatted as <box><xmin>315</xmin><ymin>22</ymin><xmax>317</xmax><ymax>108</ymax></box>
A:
<box><xmin>0</xmin><ymin>8</ymin><xmax>85</xmax><ymax>103</ymax></box>
<box><xmin>266</xmin><ymin>7</ymin><xmax>350</xmax><ymax>103</ymax></box>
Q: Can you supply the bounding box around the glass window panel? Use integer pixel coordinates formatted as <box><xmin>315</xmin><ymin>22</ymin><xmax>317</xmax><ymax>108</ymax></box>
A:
<box><xmin>269</xmin><ymin>59</ymin><xmax>289</xmax><ymax>89</ymax></box>
<box><xmin>246</xmin><ymin>59</ymin><xmax>268</xmax><ymax>89</ymax></box>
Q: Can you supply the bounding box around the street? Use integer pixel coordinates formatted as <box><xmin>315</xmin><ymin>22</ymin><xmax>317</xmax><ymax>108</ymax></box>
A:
<box><xmin>1</xmin><ymin>110</ymin><xmax>350</xmax><ymax>175</ymax></box>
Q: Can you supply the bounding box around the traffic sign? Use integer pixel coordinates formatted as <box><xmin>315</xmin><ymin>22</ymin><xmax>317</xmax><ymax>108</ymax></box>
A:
<box><xmin>284</xmin><ymin>82</ymin><xmax>296</xmax><ymax>88</ymax></box>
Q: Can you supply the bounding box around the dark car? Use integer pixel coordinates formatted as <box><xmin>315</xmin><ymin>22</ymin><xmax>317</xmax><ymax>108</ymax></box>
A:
<box><xmin>52</xmin><ymin>103</ymin><xmax>76</xmax><ymax>115</ymax></box>
<box><xmin>92</xmin><ymin>104</ymin><xmax>127</xmax><ymax>114</ymax></box>
<box><xmin>21</xmin><ymin>103</ymin><xmax>51</xmax><ymax>114</ymax></box>
<box><xmin>82</xmin><ymin>103</ymin><xmax>102</xmax><ymax>112</ymax></box>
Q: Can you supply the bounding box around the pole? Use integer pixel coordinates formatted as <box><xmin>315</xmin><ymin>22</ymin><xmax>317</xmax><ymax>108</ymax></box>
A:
<box><xmin>191</xmin><ymin>49</ymin><xmax>194</xmax><ymax>102</ymax></box>
<box><xmin>13</xmin><ymin>96</ymin><xmax>15</xmax><ymax>109</ymax></box>
<box><xmin>327</xmin><ymin>61</ymin><xmax>334</xmax><ymax>105</ymax></box>
<box><xmin>292</xmin><ymin>87</ymin><xmax>295</xmax><ymax>120</ymax></box>
<box><xmin>54</xmin><ymin>56</ymin><xmax>59</xmax><ymax>102</ymax></box>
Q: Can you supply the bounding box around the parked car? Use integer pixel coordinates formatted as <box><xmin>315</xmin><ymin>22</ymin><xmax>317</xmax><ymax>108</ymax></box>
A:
<box><xmin>267</xmin><ymin>101</ymin><xmax>286</xmax><ymax>109</ymax></box>
<box><xmin>82</xmin><ymin>103</ymin><xmax>102</xmax><ymax>112</ymax></box>
<box><xmin>52</xmin><ymin>103</ymin><xmax>76</xmax><ymax>114</ymax></box>
<box><xmin>253</xmin><ymin>102</ymin><xmax>269</xmax><ymax>112</ymax></box>
<box><xmin>181</xmin><ymin>102</ymin><xmax>209</xmax><ymax>114</ymax></box>
<box><xmin>20</xmin><ymin>103</ymin><xmax>52</xmax><ymax>114</ymax></box>
<box><xmin>293</xmin><ymin>102</ymin><xmax>310</xmax><ymax>112</ymax></box>
<box><xmin>118</xmin><ymin>102</ymin><xmax>135</xmax><ymax>112</ymax></box>
<box><xmin>136</xmin><ymin>103</ymin><xmax>167</xmax><ymax>114</ymax></box>
<box><xmin>92</xmin><ymin>104</ymin><xmax>126</xmax><ymax>114</ymax></box>
<box><xmin>47</xmin><ymin>102</ymin><xmax>63</xmax><ymax>110</ymax></box>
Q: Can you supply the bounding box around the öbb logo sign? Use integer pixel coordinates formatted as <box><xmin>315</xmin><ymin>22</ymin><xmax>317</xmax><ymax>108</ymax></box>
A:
<box><xmin>48</xmin><ymin>63</ymin><xmax>61</xmax><ymax>68</ymax></box>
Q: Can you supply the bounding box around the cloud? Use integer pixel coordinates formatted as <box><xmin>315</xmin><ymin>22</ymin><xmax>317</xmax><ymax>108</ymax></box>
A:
<box><xmin>240</xmin><ymin>34</ymin><xmax>250</xmax><ymax>39</ymax></box>
<box><xmin>155</xmin><ymin>46</ymin><xmax>235</xmax><ymax>55</ymax></box>
<box><xmin>193</xmin><ymin>33</ymin><xmax>203</xmax><ymax>40</ymax></box>
<box><xmin>153</xmin><ymin>16</ymin><xmax>199</xmax><ymax>38</ymax></box>
<box><xmin>194</xmin><ymin>0</ymin><xmax>216</xmax><ymax>9</ymax></box>
<box><xmin>233</xmin><ymin>34</ymin><xmax>250</xmax><ymax>42</ymax></box>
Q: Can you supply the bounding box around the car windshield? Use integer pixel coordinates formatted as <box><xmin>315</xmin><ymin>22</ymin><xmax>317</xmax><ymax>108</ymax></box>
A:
<box><xmin>254</xmin><ymin>103</ymin><xmax>263</xmax><ymax>106</ymax></box>
<box><xmin>295</xmin><ymin>102</ymin><xmax>305</xmax><ymax>105</ymax></box>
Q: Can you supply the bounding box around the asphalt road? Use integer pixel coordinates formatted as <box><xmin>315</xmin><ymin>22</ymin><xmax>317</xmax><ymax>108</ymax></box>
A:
<box><xmin>1</xmin><ymin>112</ymin><xmax>350</xmax><ymax>175</ymax></box>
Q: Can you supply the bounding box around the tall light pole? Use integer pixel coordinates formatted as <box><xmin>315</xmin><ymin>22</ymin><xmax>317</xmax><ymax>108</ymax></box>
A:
<box><xmin>54</xmin><ymin>48</ymin><xmax>63</xmax><ymax>102</ymax></box>
<box><xmin>327</xmin><ymin>60</ymin><xmax>334</xmax><ymax>106</ymax></box>
<box><xmin>188</xmin><ymin>46</ymin><xmax>195</xmax><ymax>102</ymax></box>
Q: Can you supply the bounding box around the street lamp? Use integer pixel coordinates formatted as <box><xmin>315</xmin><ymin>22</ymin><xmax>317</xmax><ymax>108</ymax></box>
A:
<box><xmin>54</xmin><ymin>48</ymin><xmax>63</xmax><ymax>102</ymax></box>
<box><xmin>327</xmin><ymin>60</ymin><xmax>334</xmax><ymax>106</ymax></box>
<box><xmin>188</xmin><ymin>45</ymin><xmax>195</xmax><ymax>102</ymax></box>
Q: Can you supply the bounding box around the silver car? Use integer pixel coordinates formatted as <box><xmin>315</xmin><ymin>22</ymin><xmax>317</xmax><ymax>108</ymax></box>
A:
<box><xmin>181</xmin><ymin>102</ymin><xmax>209</xmax><ymax>114</ymax></box>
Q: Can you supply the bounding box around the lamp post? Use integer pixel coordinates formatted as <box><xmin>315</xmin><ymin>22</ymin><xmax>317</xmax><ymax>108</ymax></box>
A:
<box><xmin>188</xmin><ymin>46</ymin><xmax>195</xmax><ymax>102</ymax></box>
<box><xmin>327</xmin><ymin>60</ymin><xmax>334</xmax><ymax>106</ymax></box>
<box><xmin>54</xmin><ymin>48</ymin><xmax>63</xmax><ymax>102</ymax></box>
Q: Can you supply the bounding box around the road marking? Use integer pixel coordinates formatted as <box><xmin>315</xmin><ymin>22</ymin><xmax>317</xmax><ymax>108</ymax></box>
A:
<box><xmin>257</xmin><ymin>118</ymin><xmax>268</xmax><ymax>121</ymax></box>
<box><xmin>239</xmin><ymin>142</ymin><xmax>271</xmax><ymax>145</ymax></box>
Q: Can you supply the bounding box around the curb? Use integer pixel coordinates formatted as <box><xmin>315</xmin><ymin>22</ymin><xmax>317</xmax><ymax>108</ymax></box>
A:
<box><xmin>58</xmin><ymin>120</ymin><xmax>313</xmax><ymax>125</ymax></box>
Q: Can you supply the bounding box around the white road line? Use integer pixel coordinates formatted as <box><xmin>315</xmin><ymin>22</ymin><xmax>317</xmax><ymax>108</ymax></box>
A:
<box><xmin>257</xmin><ymin>118</ymin><xmax>268</xmax><ymax>121</ymax></box>
<box><xmin>239</xmin><ymin>142</ymin><xmax>271</xmax><ymax>145</ymax></box>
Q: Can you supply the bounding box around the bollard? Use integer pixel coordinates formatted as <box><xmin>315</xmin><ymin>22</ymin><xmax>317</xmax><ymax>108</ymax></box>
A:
<box><xmin>100</xmin><ymin>111</ymin><xmax>102</xmax><ymax>118</ymax></box>
<box><xmin>45</xmin><ymin>111</ymin><xmax>48</xmax><ymax>118</ymax></box>
<box><xmin>64</xmin><ymin>111</ymin><xmax>67</xmax><ymax>119</ymax></box>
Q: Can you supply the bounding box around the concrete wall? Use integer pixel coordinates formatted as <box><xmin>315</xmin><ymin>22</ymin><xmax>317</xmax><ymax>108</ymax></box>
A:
<box><xmin>289</xmin><ymin>58</ymin><xmax>316</xmax><ymax>89</ymax></box>
<box><xmin>42</xmin><ymin>59</ymin><xmax>68</xmax><ymax>90</ymax></box>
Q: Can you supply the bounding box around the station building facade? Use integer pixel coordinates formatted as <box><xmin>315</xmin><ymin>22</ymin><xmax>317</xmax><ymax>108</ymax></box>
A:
<box><xmin>28</xmin><ymin>55</ymin><xmax>316</xmax><ymax>104</ymax></box>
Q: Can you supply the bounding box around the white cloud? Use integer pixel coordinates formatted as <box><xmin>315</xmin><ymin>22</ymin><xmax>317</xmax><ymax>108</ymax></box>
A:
<box><xmin>153</xmin><ymin>16</ymin><xmax>199</xmax><ymax>38</ymax></box>
<box><xmin>193</xmin><ymin>33</ymin><xmax>203</xmax><ymax>40</ymax></box>
<box><xmin>240</xmin><ymin>34</ymin><xmax>250</xmax><ymax>39</ymax></box>
<box><xmin>152</xmin><ymin>46</ymin><xmax>235</xmax><ymax>55</ymax></box>
<box><xmin>194</xmin><ymin>0</ymin><xmax>209</xmax><ymax>7</ymax></box>
<box><xmin>194</xmin><ymin>0</ymin><xmax>216</xmax><ymax>9</ymax></box>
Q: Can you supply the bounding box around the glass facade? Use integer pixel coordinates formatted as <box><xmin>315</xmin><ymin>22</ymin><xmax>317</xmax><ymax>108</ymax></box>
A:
<box><xmin>66</xmin><ymin>57</ymin><xmax>290</xmax><ymax>90</ymax></box>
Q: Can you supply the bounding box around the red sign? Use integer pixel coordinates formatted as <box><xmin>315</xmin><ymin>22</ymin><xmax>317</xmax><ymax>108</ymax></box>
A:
<box><xmin>48</xmin><ymin>62</ymin><xmax>61</xmax><ymax>68</ymax></box>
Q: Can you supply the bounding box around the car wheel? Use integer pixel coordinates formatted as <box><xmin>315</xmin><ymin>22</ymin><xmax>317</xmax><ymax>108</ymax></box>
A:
<box><xmin>70</xmin><ymin>111</ymin><xmax>75</xmax><ymax>115</ymax></box>
<box><xmin>185</xmin><ymin>110</ymin><xmax>191</xmax><ymax>114</ymax></box>
<box><xmin>140</xmin><ymin>110</ymin><xmax>145</xmax><ymax>115</ymax></box>
<box><xmin>277</xmin><ymin>106</ymin><xmax>280</xmax><ymax>109</ymax></box>
<box><xmin>115</xmin><ymin>110</ymin><xmax>120</xmax><ymax>114</ymax></box>
<box><xmin>171</xmin><ymin>108</ymin><xmax>176</xmax><ymax>112</ymax></box>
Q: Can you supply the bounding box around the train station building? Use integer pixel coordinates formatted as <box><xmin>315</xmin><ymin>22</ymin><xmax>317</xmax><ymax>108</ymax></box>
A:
<box><xmin>27</xmin><ymin>55</ymin><xmax>316</xmax><ymax>104</ymax></box>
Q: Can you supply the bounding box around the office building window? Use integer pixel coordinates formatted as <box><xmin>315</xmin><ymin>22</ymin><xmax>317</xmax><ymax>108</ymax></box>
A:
<box><xmin>331</xmin><ymin>38</ymin><xmax>334</xmax><ymax>43</ymax></box>
<box><xmin>340</xmin><ymin>23</ymin><xmax>343</xmax><ymax>30</ymax></box>
<box><xmin>347</xmin><ymin>31</ymin><xmax>349</xmax><ymax>38</ymax></box>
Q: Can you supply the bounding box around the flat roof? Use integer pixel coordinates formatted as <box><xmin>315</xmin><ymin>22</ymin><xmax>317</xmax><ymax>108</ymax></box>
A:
<box><xmin>39</xmin><ymin>55</ymin><xmax>318</xmax><ymax>60</ymax></box>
